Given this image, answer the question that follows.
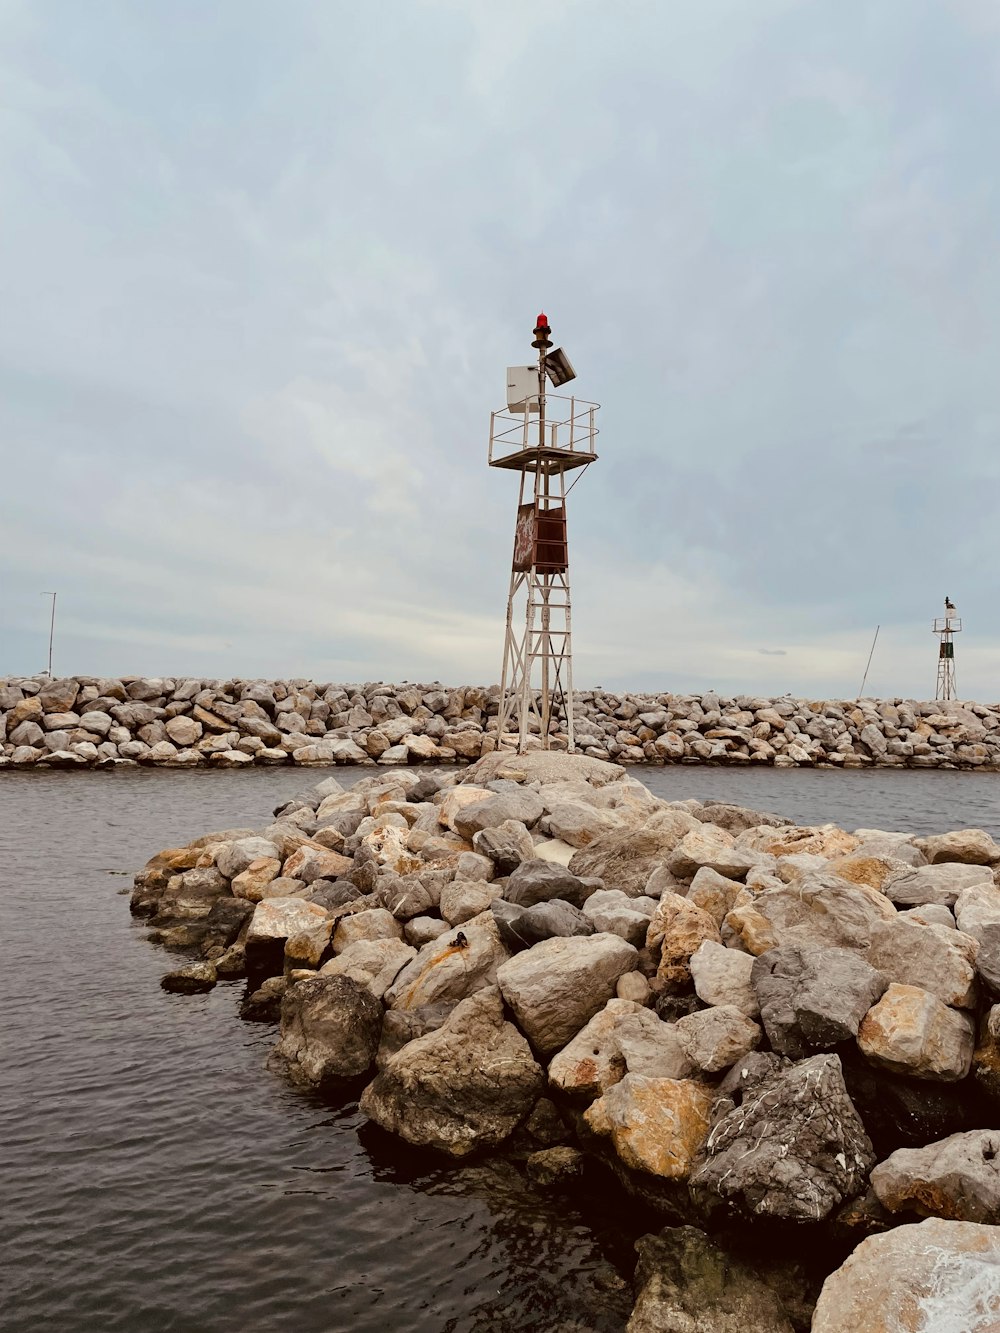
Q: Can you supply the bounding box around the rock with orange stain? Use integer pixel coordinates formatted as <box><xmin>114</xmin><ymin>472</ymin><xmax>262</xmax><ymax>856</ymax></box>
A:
<box><xmin>739</xmin><ymin>823</ymin><xmax>861</xmax><ymax>860</ymax></box>
<box><xmin>384</xmin><ymin>911</ymin><xmax>510</xmax><ymax>1010</ymax></box>
<box><xmin>437</xmin><ymin>785</ymin><xmax>493</xmax><ymax>833</ymax></box>
<box><xmin>871</xmin><ymin>1130</ymin><xmax>1000</xmax><ymax>1223</ymax></box>
<box><xmin>857</xmin><ymin>983</ymin><xmax>975</xmax><ymax>1081</ymax></box>
<box><xmin>724</xmin><ymin>872</ymin><xmax>897</xmax><ymax>958</ymax></box>
<box><xmin>282</xmin><ymin>843</ymin><xmax>354</xmax><ymax>883</ymax></box>
<box><xmin>584</xmin><ymin>1075</ymin><xmax>713</xmax><ymax>1179</ymax></box>
<box><xmin>811</xmin><ymin>1217</ymin><xmax>1000</xmax><ymax>1333</ymax></box>
<box><xmin>548</xmin><ymin>999</ymin><xmax>694</xmax><ymax>1101</ymax></box>
<box><xmin>645</xmin><ymin>893</ymin><xmax>721</xmax><ymax>991</ymax></box>
<box><xmin>231</xmin><ymin>857</ymin><xmax>282</xmax><ymax>902</ymax></box>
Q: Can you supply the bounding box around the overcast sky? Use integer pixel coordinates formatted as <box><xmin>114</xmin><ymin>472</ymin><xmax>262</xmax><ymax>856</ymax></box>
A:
<box><xmin>3</xmin><ymin>0</ymin><xmax>1000</xmax><ymax>700</ymax></box>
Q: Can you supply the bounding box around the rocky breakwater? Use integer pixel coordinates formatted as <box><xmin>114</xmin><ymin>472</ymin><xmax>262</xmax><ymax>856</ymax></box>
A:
<box><xmin>5</xmin><ymin>674</ymin><xmax>1000</xmax><ymax>772</ymax></box>
<box><xmin>132</xmin><ymin>753</ymin><xmax>1000</xmax><ymax>1330</ymax></box>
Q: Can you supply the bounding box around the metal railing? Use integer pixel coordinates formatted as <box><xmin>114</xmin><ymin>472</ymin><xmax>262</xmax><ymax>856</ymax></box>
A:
<box><xmin>488</xmin><ymin>393</ymin><xmax>600</xmax><ymax>465</ymax></box>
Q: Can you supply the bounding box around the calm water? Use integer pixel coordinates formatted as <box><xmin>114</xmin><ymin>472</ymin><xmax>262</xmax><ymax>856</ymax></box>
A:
<box><xmin>2</xmin><ymin>763</ymin><xmax>999</xmax><ymax>1332</ymax></box>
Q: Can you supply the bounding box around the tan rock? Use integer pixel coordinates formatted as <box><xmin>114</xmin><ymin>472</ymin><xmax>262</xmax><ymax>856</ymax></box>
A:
<box><xmin>646</xmin><ymin>893</ymin><xmax>721</xmax><ymax>990</ymax></box>
<box><xmin>437</xmin><ymin>785</ymin><xmax>493</xmax><ymax>833</ymax></box>
<box><xmin>811</xmin><ymin>1217</ymin><xmax>1000</xmax><ymax>1333</ymax></box>
<box><xmin>584</xmin><ymin>1075</ymin><xmax>713</xmax><ymax>1178</ymax></box>
<box><xmin>742</xmin><ymin>823</ymin><xmax>861</xmax><ymax>860</ymax></box>
<box><xmin>865</xmin><ymin>916</ymin><xmax>978</xmax><ymax>1008</ymax></box>
<box><xmin>687</xmin><ymin>866</ymin><xmax>753</xmax><ymax>927</ymax></box>
<box><xmin>828</xmin><ymin>855</ymin><xmax>901</xmax><ymax>891</ymax></box>
<box><xmin>231</xmin><ymin>857</ymin><xmax>282</xmax><ymax>901</ymax></box>
<box><xmin>858</xmin><ymin>983</ymin><xmax>975</xmax><ymax>1081</ymax></box>
<box><xmin>283</xmin><ymin>844</ymin><xmax>354</xmax><ymax>883</ymax></box>
<box><xmin>164</xmin><ymin>715</ymin><xmax>203</xmax><ymax>746</ymax></box>
<box><xmin>332</xmin><ymin>908</ymin><xmax>403</xmax><ymax>953</ymax></box>
<box><xmin>547</xmin><ymin>999</ymin><xmax>693</xmax><ymax>1101</ymax></box>
<box><xmin>915</xmin><ymin>828</ymin><xmax>1000</xmax><ymax>866</ymax></box>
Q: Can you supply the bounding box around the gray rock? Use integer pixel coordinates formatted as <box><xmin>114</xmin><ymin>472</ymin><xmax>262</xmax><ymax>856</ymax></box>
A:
<box><xmin>884</xmin><ymin>862</ymin><xmax>993</xmax><ymax>908</ymax></box>
<box><xmin>497</xmin><ymin>933</ymin><xmax>638</xmax><ymax>1056</ymax></box>
<box><xmin>360</xmin><ymin>986</ymin><xmax>544</xmax><ymax>1156</ymax></box>
<box><xmin>689</xmin><ymin>941</ymin><xmax>759</xmax><ymax>1018</ymax></box>
<box><xmin>471</xmin><ymin>819</ymin><xmax>536</xmax><ymax>874</ymax></box>
<box><xmin>865</xmin><ymin>916</ymin><xmax>978</xmax><ymax>1008</ymax></box>
<box><xmin>377</xmin><ymin>874</ymin><xmax>442</xmax><ymax>921</ymax></box>
<box><xmin>453</xmin><ymin>789</ymin><xmax>545</xmax><ymax>837</ymax></box>
<box><xmin>215</xmin><ymin>836</ymin><xmax>281</xmax><ymax>880</ymax></box>
<box><xmin>332</xmin><ymin>907</ymin><xmax>402</xmax><ymax>952</ymax></box>
<box><xmin>505</xmin><ymin>859</ymin><xmax>591</xmax><ymax>909</ymax></box>
<box><xmin>269</xmin><ymin>974</ymin><xmax>382</xmax><ymax>1087</ymax></box>
<box><xmin>375</xmin><ymin>1002</ymin><xmax>455</xmax><ymax>1069</ymax></box>
<box><xmin>899</xmin><ymin>903</ymin><xmax>957</xmax><ymax>930</ymax></box>
<box><xmin>439</xmin><ymin>879</ymin><xmax>497</xmax><ymax>926</ymax></box>
<box><xmin>751</xmin><ymin>944</ymin><xmax>889</xmax><ymax>1058</ymax></box>
<box><xmin>725</xmin><ymin>871</ymin><xmax>897</xmax><ymax>955</ymax></box>
<box><xmin>627</xmin><ymin>1226</ymin><xmax>794</xmax><ymax>1333</ymax></box>
<box><xmin>403</xmin><ymin>915</ymin><xmax>450</xmax><ymax>947</ymax></box>
<box><xmin>689</xmin><ymin>1053</ymin><xmax>875</xmax><ymax>1222</ymax></box>
<box><xmin>871</xmin><ymin>1130</ymin><xmax>1000</xmax><ymax>1223</ymax></box>
<box><xmin>582</xmin><ymin>888</ymin><xmax>657</xmax><ymax>947</ymax></box>
<box><xmin>673</xmin><ymin>1005</ymin><xmax>762</xmax><ymax>1074</ymax></box>
<box><xmin>491</xmin><ymin>897</ymin><xmax>594</xmax><ymax>952</ymax></box>
<box><xmin>160</xmin><ymin>962</ymin><xmax>217</xmax><ymax>994</ymax></box>
<box><xmin>955</xmin><ymin>883</ymin><xmax>1000</xmax><ymax>995</ymax></box>
<box><xmin>568</xmin><ymin>806</ymin><xmax>701</xmax><ymax>896</ymax></box>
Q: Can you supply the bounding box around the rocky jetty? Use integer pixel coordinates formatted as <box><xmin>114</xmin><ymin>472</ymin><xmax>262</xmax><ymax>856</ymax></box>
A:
<box><xmin>5</xmin><ymin>674</ymin><xmax>1000</xmax><ymax>771</ymax></box>
<box><xmin>132</xmin><ymin>753</ymin><xmax>1000</xmax><ymax>1329</ymax></box>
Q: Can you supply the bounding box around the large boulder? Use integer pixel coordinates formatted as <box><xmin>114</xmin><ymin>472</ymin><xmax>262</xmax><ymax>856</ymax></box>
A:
<box><xmin>884</xmin><ymin>862</ymin><xmax>993</xmax><ymax>908</ymax></box>
<box><xmin>497</xmin><ymin>933</ymin><xmax>638</xmax><ymax>1056</ymax></box>
<box><xmin>505</xmin><ymin>858</ymin><xmax>592</xmax><ymax>910</ymax></box>
<box><xmin>857</xmin><ymin>983</ymin><xmax>976</xmax><ymax>1081</ymax></box>
<box><xmin>751</xmin><ymin>944</ymin><xmax>889</xmax><ymax>1058</ymax></box>
<box><xmin>268</xmin><ymin>975</ymin><xmax>382</xmax><ymax>1088</ymax></box>
<box><xmin>584</xmin><ymin>1076</ymin><xmax>714</xmax><ymax>1180</ymax></box>
<box><xmin>955</xmin><ymin>883</ymin><xmax>1000</xmax><ymax>996</ymax></box>
<box><xmin>568</xmin><ymin>807</ymin><xmax>701</xmax><ymax>897</ymax></box>
<box><xmin>689</xmin><ymin>941</ymin><xmax>758</xmax><ymax>1018</ymax></box>
<box><xmin>471</xmin><ymin>819</ymin><xmax>536</xmax><ymax>874</ymax></box>
<box><xmin>646</xmin><ymin>893</ymin><xmax>721</xmax><ymax>991</ymax></box>
<box><xmin>548</xmin><ymin>999</ymin><xmax>694</xmax><ymax>1101</ymax></box>
<box><xmin>739</xmin><ymin>824</ymin><xmax>860</xmax><ymax>860</ymax></box>
<box><xmin>870</xmin><ymin>1130</ymin><xmax>1000</xmax><ymax>1223</ymax></box>
<box><xmin>359</xmin><ymin>987</ymin><xmax>544</xmax><ymax>1156</ymax></box>
<box><xmin>689</xmin><ymin>1053</ymin><xmax>875</xmax><ymax>1222</ymax></box>
<box><xmin>865</xmin><ymin>916</ymin><xmax>978</xmax><ymax>1008</ymax></box>
<box><xmin>627</xmin><ymin>1227</ymin><xmax>794</xmax><ymax>1333</ymax></box>
<box><xmin>491</xmin><ymin>897</ymin><xmax>593</xmax><ymax>952</ymax></box>
<box><xmin>384</xmin><ymin>912</ymin><xmax>510</xmax><ymax>1010</ymax></box>
<box><xmin>915</xmin><ymin>829</ymin><xmax>1000</xmax><ymax>866</ymax></box>
<box><xmin>245</xmin><ymin>896</ymin><xmax>329</xmax><ymax>979</ymax></box>
<box><xmin>215</xmin><ymin>836</ymin><xmax>281</xmax><ymax>880</ymax></box>
<box><xmin>667</xmin><ymin>826</ymin><xmax>761</xmax><ymax>881</ymax></box>
<box><xmin>462</xmin><ymin>750</ymin><xmax>625</xmax><ymax>788</ymax></box>
<box><xmin>319</xmin><ymin>938</ymin><xmax>417</xmax><ymax>1000</ymax></box>
<box><xmin>672</xmin><ymin>1005</ymin><xmax>761</xmax><ymax>1075</ymax></box>
<box><xmin>723</xmin><ymin>872</ymin><xmax>896</xmax><ymax>956</ymax></box>
<box><xmin>452</xmin><ymin>789</ymin><xmax>544</xmax><ymax>838</ymax></box>
<box><xmin>811</xmin><ymin>1217</ymin><xmax>1000</xmax><ymax>1333</ymax></box>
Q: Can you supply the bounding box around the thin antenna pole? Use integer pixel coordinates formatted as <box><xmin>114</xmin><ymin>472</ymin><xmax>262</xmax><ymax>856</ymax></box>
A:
<box><xmin>41</xmin><ymin>591</ymin><xmax>57</xmax><ymax>677</ymax></box>
<box><xmin>858</xmin><ymin>624</ymin><xmax>879</xmax><ymax>698</ymax></box>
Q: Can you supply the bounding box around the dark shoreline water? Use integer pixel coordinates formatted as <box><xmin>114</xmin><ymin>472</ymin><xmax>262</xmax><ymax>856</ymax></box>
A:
<box><xmin>3</xmin><ymin>764</ymin><xmax>1000</xmax><ymax>1332</ymax></box>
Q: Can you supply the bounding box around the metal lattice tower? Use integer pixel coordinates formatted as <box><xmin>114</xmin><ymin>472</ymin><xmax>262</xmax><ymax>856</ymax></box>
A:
<box><xmin>933</xmin><ymin>596</ymin><xmax>962</xmax><ymax>700</ymax></box>
<box><xmin>488</xmin><ymin>314</ymin><xmax>599</xmax><ymax>753</ymax></box>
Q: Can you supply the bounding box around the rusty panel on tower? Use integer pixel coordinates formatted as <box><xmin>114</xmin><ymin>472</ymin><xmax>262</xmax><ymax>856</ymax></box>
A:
<box><xmin>533</xmin><ymin>506</ymin><xmax>568</xmax><ymax>573</ymax></box>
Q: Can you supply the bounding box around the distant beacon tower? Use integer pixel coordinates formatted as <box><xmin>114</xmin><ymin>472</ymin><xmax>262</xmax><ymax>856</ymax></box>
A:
<box><xmin>933</xmin><ymin>596</ymin><xmax>962</xmax><ymax>700</ymax></box>
<box><xmin>488</xmin><ymin>313</ymin><xmax>599</xmax><ymax>753</ymax></box>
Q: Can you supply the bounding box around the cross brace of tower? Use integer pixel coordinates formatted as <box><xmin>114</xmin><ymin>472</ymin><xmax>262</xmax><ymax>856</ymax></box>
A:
<box><xmin>488</xmin><ymin>314</ymin><xmax>599</xmax><ymax>754</ymax></box>
<box><xmin>932</xmin><ymin>599</ymin><xmax>962</xmax><ymax>701</ymax></box>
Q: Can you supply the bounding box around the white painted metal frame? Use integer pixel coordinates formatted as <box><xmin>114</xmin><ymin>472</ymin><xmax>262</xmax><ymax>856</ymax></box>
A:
<box><xmin>933</xmin><ymin>613</ymin><xmax>962</xmax><ymax>701</ymax></box>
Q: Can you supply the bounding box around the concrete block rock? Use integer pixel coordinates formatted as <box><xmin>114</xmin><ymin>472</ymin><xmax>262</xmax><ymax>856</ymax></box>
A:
<box><xmin>320</xmin><ymin>938</ymin><xmax>416</xmax><ymax>1000</ymax></box>
<box><xmin>690</xmin><ymin>941</ymin><xmax>759</xmax><ymax>1018</ymax></box>
<box><xmin>689</xmin><ymin>1053</ymin><xmax>875</xmax><ymax>1223</ymax></box>
<box><xmin>724</xmin><ymin>871</ymin><xmax>897</xmax><ymax>957</ymax></box>
<box><xmin>568</xmin><ymin>807</ymin><xmax>701</xmax><ymax>897</ymax></box>
<box><xmin>583</xmin><ymin>889</ymin><xmax>658</xmax><ymax>947</ymax></box>
<box><xmin>332</xmin><ymin>907</ymin><xmax>402</xmax><ymax>953</ymax></box>
<box><xmin>548</xmin><ymin>999</ymin><xmax>694</xmax><ymax>1102</ymax></box>
<box><xmin>871</xmin><ymin>1129</ymin><xmax>1000</xmax><ymax>1224</ymax></box>
<box><xmin>491</xmin><ymin>898</ymin><xmax>593</xmax><ymax>952</ymax></box>
<box><xmin>584</xmin><ymin>1075</ymin><xmax>714</xmax><ymax>1180</ymax></box>
<box><xmin>627</xmin><ymin>1226</ymin><xmax>794</xmax><ymax>1333</ymax></box>
<box><xmin>865</xmin><ymin>915</ymin><xmax>978</xmax><ymax>1008</ymax></box>
<box><xmin>505</xmin><ymin>858</ymin><xmax>592</xmax><ymax>910</ymax></box>
<box><xmin>915</xmin><ymin>828</ymin><xmax>1000</xmax><ymax>866</ymax></box>
<box><xmin>858</xmin><ymin>983</ymin><xmax>975</xmax><ymax>1081</ymax></box>
<box><xmin>884</xmin><ymin>862</ymin><xmax>993</xmax><ymax>908</ymax></box>
<box><xmin>215</xmin><ymin>837</ymin><xmax>281</xmax><ymax>881</ymax></box>
<box><xmin>752</xmin><ymin>944</ymin><xmax>889</xmax><ymax>1058</ymax></box>
<box><xmin>811</xmin><ymin>1217</ymin><xmax>1000</xmax><ymax>1333</ymax></box>
<box><xmin>440</xmin><ymin>879</ymin><xmax>497</xmax><ymax>926</ymax></box>
<box><xmin>673</xmin><ymin>1005</ymin><xmax>762</xmax><ymax>1075</ymax></box>
<box><xmin>360</xmin><ymin>986</ymin><xmax>544</xmax><ymax>1156</ymax></box>
<box><xmin>269</xmin><ymin>975</ymin><xmax>382</xmax><ymax>1089</ymax></box>
<box><xmin>497</xmin><ymin>933</ymin><xmax>638</xmax><ymax>1056</ymax></box>
<box><xmin>646</xmin><ymin>893</ymin><xmax>721</xmax><ymax>991</ymax></box>
<box><xmin>384</xmin><ymin>912</ymin><xmax>510</xmax><ymax>1011</ymax></box>
<box><xmin>453</xmin><ymin>789</ymin><xmax>544</xmax><ymax>839</ymax></box>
